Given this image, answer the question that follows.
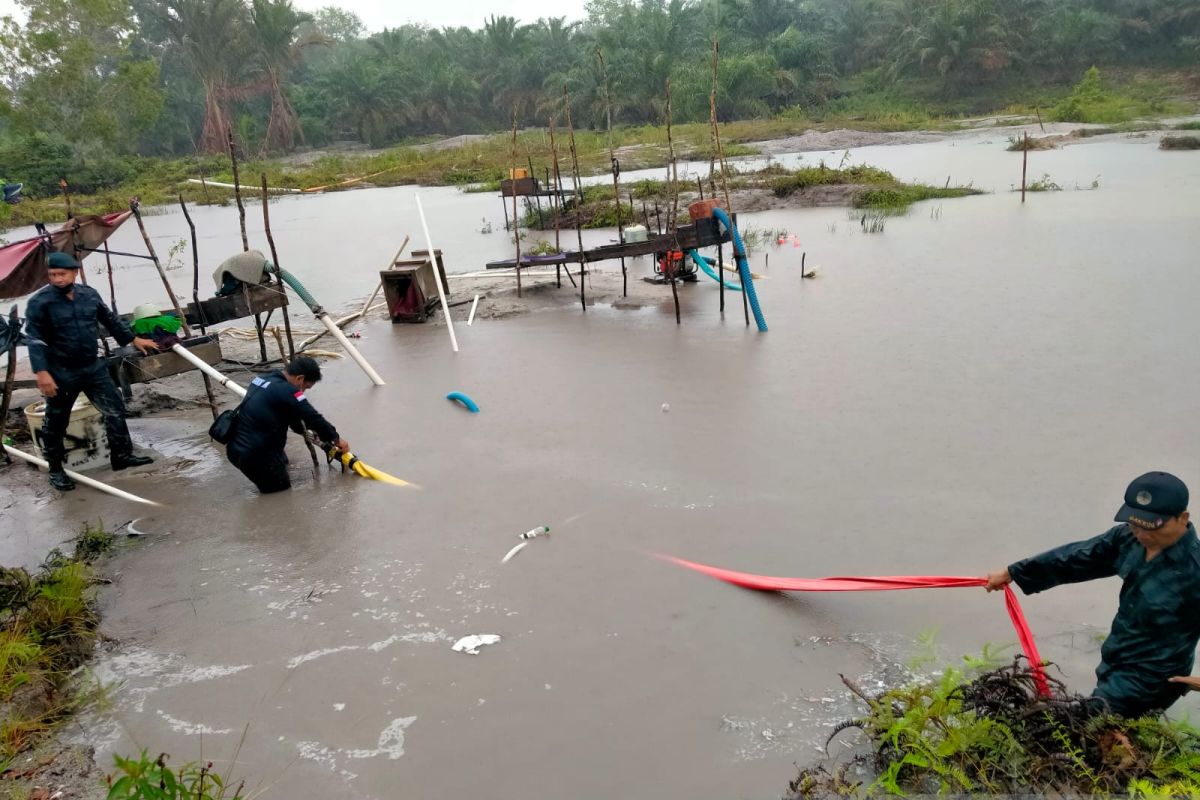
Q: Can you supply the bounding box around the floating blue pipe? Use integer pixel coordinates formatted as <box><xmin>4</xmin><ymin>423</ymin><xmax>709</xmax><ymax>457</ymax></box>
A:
<box><xmin>688</xmin><ymin>250</ymin><xmax>742</xmax><ymax>292</ymax></box>
<box><xmin>447</xmin><ymin>391</ymin><xmax>480</xmax><ymax>413</ymax></box>
<box><xmin>710</xmin><ymin>207</ymin><xmax>767</xmax><ymax>332</ymax></box>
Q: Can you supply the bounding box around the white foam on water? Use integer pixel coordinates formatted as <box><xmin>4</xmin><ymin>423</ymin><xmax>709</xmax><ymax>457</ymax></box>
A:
<box><xmin>156</xmin><ymin>709</ymin><xmax>236</xmax><ymax>736</ymax></box>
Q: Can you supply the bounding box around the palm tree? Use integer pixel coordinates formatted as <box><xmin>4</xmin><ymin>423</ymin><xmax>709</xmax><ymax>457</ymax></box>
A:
<box><xmin>151</xmin><ymin>0</ymin><xmax>251</xmax><ymax>153</ymax></box>
<box><xmin>249</xmin><ymin>0</ymin><xmax>322</xmax><ymax>153</ymax></box>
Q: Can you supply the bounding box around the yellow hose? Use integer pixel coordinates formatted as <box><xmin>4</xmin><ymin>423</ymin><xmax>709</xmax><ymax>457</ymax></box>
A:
<box><xmin>331</xmin><ymin>450</ymin><xmax>415</xmax><ymax>487</ymax></box>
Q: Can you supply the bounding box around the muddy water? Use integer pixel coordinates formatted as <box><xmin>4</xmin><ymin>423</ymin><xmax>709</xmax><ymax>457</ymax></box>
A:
<box><xmin>9</xmin><ymin>131</ymin><xmax>1200</xmax><ymax>797</ymax></box>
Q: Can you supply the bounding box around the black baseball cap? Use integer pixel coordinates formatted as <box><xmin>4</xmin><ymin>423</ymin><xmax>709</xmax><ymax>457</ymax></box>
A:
<box><xmin>1115</xmin><ymin>472</ymin><xmax>1189</xmax><ymax>530</ymax></box>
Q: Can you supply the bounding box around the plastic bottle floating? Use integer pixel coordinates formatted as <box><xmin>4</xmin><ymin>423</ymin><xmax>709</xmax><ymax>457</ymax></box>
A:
<box><xmin>446</xmin><ymin>391</ymin><xmax>480</xmax><ymax>413</ymax></box>
<box><xmin>519</xmin><ymin>526</ymin><xmax>550</xmax><ymax>540</ymax></box>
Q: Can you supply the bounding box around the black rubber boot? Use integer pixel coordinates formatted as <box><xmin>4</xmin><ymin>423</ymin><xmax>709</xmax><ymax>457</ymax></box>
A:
<box><xmin>111</xmin><ymin>452</ymin><xmax>153</xmax><ymax>471</ymax></box>
<box><xmin>48</xmin><ymin>465</ymin><xmax>76</xmax><ymax>491</ymax></box>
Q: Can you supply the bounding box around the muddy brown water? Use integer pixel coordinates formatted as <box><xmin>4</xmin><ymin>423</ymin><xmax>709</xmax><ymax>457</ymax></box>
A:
<box><xmin>4</xmin><ymin>129</ymin><xmax>1200</xmax><ymax>797</ymax></box>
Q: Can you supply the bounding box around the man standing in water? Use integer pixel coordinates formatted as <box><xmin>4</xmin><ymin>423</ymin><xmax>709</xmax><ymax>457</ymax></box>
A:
<box><xmin>225</xmin><ymin>356</ymin><xmax>349</xmax><ymax>494</ymax></box>
<box><xmin>986</xmin><ymin>472</ymin><xmax>1200</xmax><ymax>717</ymax></box>
<box><xmin>24</xmin><ymin>252</ymin><xmax>159</xmax><ymax>491</ymax></box>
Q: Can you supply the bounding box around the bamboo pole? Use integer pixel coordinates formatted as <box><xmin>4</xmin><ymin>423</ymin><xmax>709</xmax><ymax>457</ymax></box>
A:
<box><xmin>597</xmin><ymin>47</ymin><xmax>627</xmax><ymax>297</ymax></box>
<box><xmin>563</xmin><ymin>86</ymin><xmax>586</xmax><ymax>311</ymax></box>
<box><xmin>414</xmin><ymin>194</ymin><xmax>460</xmax><ymax>353</ymax></box>
<box><xmin>260</xmin><ymin>174</ymin><xmax>296</xmax><ymax>359</ymax></box>
<box><xmin>510</xmin><ymin>108</ymin><xmax>522</xmax><ymax>299</ymax></box>
<box><xmin>4</xmin><ymin>444</ymin><xmax>161</xmax><ymax>505</ymax></box>
<box><xmin>709</xmin><ymin>36</ymin><xmax>733</xmax><ymax>214</ymax></box>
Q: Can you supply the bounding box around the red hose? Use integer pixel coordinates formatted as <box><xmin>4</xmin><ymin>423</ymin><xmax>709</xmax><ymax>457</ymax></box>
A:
<box><xmin>662</xmin><ymin>555</ymin><xmax>1050</xmax><ymax>697</ymax></box>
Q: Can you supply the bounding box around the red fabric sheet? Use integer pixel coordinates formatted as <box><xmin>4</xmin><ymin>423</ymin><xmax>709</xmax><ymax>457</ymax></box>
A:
<box><xmin>662</xmin><ymin>555</ymin><xmax>1050</xmax><ymax>697</ymax></box>
<box><xmin>0</xmin><ymin>211</ymin><xmax>131</xmax><ymax>299</ymax></box>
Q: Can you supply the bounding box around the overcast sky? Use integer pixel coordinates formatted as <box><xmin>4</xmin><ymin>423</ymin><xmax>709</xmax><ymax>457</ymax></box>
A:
<box><xmin>0</xmin><ymin>0</ymin><xmax>591</xmax><ymax>30</ymax></box>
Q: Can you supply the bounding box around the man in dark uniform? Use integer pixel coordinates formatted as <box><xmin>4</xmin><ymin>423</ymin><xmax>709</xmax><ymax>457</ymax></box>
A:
<box><xmin>24</xmin><ymin>252</ymin><xmax>159</xmax><ymax>491</ymax></box>
<box><xmin>986</xmin><ymin>472</ymin><xmax>1200</xmax><ymax>717</ymax></box>
<box><xmin>226</xmin><ymin>356</ymin><xmax>349</xmax><ymax>494</ymax></box>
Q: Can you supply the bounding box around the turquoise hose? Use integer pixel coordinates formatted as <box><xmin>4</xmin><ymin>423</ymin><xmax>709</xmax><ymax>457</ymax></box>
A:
<box><xmin>277</xmin><ymin>268</ymin><xmax>320</xmax><ymax>312</ymax></box>
<box><xmin>710</xmin><ymin>207</ymin><xmax>767</xmax><ymax>332</ymax></box>
<box><xmin>688</xmin><ymin>250</ymin><xmax>742</xmax><ymax>292</ymax></box>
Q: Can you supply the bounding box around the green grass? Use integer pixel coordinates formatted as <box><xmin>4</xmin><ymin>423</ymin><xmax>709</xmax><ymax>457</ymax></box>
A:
<box><xmin>770</xmin><ymin>164</ymin><xmax>982</xmax><ymax>210</ymax></box>
<box><xmin>0</xmin><ymin>522</ymin><xmax>112</xmax><ymax>770</ymax></box>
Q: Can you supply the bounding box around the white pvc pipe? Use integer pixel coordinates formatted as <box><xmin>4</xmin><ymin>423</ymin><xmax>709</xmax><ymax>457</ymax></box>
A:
<box><xmin>3</xmin><ymin>444</ymin><xmax>162</xmax><ymax>506</ymax></box>
<box><xmin>414</xmin><ymin>194</ymin><xmax>459</xmax><ymax>353</ymax></box>
<box><xmin>296</xmin><ymin>302</ymin><xmax>385</xmax><ymax>351</ymax></box>
<box><xmin>187</xmin><ymin>178</ymin><xmax>301</xmax><ymax>194</ymax></box>
<box><xmin>319</xmin><ymin>313</ymin><xmax>386</xmax><ymax>386</ymax></box>
<box><xmin>170</xmin><ymin>344</ymin><xmax>246</xmax><ymax>397</ymax></box>
<box><xmin>467</xmin><ymin>295</ymin><xmax>480</xmax><ymax>326</ymax></box>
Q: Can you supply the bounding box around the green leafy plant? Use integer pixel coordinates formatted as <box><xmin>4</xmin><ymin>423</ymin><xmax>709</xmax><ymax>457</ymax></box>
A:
<box><xmin>107</xmin><ymin>751</ymin><xmax>245</xmax><ymax>799</ymax></box>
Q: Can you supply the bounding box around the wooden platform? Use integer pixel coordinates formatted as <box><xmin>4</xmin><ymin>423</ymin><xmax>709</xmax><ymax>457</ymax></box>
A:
<box><xmin>485</xmin><ymin>217</ymin><xmax>732</xmax><ymax>270</ymax></box>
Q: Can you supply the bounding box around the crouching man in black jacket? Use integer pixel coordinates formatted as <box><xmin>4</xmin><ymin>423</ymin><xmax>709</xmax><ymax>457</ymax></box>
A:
<box><xmin>227</xmin><ymin>356</ymin><xmax>349</xmax><ymax>493</ymax></box>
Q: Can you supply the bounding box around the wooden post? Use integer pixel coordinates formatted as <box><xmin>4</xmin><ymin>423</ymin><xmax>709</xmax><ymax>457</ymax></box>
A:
<box><xmin>717</xmin><ymin>240</ymin><xmax>725</xmax><ymax>313</ymax></box>
<box><xmin>0</xmin><ymin>307</ymin><xmax>18</xmax><ymax>464</ymax></box>
<box><xmin>60</xmin><ymin>179</ymin><xmax>72</xmax><ymax>219</ymax></box>
<box><xmin>665</xmin><ymin>77</ymin><xmax>681</xmax><ymax>326</ymax></box>
<box><xmin>130</xmin><ymin>200</ymin><xmax>219</xmax><ymax>420</ymax></box>
<box><xmin>510</xmin><ymin>108</ymin><xmax>522</xmax><ymax>299</ymax></box>
<box><xmin>103</xmin><ymin>243</ymin><xmax>118</xmax><ymax>314</ymax></box>
<box><xmin>227</xmin><ymin>128</ymin><xmax>265</xmax><ymax>361</ymax></box>
<box><xmin>260</xmin><ymin>174</ymin><xmax>296</xmax><ymax>359</ymax></box>
<box><xmin>547</xmin><ymin>117</ymin><xmax>575</xmax><ymax>289</ymax></box>
<box><xmin>178</xmin><ymin>197</ymin><xmax>207</xmax><ymax>334</ymax></box>
<box><xmin>228</xmin><ymin>128</ymin><xmax>249</xmax><ymax>251</ymax></box>
<box><xmin>1021</xmin><ymin>132</ymin><xmax>1029</xmax><ymax>204</ymax></box>
<box><xmin>709</xmin><ymin>36</ymin><xmax>733</xmax><ymax>213</ymax></box>
<box><xmin>696</xmin><ymin>176</ymin><xmax>704</xmax><ymax>199</ymax></box>
<box><xmin>563</xmin><ymin>85</ymin><xmax>586</xmax><ymax>311</ymax></box>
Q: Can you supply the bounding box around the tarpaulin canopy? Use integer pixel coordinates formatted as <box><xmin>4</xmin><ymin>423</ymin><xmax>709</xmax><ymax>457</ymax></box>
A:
<box><xmin>0</xmin><ymin>211</ymin><xmax>132</xmax><ymax>300</ymax></box>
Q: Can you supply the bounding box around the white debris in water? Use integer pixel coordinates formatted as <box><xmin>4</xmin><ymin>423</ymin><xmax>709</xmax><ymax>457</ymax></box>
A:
<box><xmin>661</xmin><ymin>403</ymin><xmax>670</xmax><ymax>412</ymax></box>
<box><xmin>452</xmin><ymin>634</ymin><xmax>501</xmax><ymax>655</ymax></box>
<box><xmin>156</xmin><ymin>709</ymin><xmax>235</xmax><ymax>736</ymax></box>
<box><xmin>287</xmin><ymin>645</ymin><xmax>361</xmax><ymax>669</ymax></box>
<box><xmin>333</xmin><ymin>703</ymin><xmax>346</xmax><ymax>711</ymax></box>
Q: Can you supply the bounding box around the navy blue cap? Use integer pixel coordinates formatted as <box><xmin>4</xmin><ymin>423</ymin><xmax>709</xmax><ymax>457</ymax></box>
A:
<box><xmin>1115</xmin><ymin>472</ymin><xmax>1189</xmax><ymax>529</ymax></box>
<box><xmin>46</xmin><ymin>252</ymin><xmax>80</xmax><ymax>269</ymax></box>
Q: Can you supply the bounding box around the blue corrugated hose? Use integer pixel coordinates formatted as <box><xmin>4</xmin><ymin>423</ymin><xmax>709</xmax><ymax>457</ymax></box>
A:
<box><xmin>710</xmin><ymin>207</ymin><xmax>767</xmax><ymax>332</ymax></box>
<box><xmin>688</xmin><ymin>250</ymin><xmax>742</xmax><ymax>292</ymax></box>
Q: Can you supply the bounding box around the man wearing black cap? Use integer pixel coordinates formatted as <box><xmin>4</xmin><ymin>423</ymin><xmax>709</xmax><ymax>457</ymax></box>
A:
<box><xmin>23</xmin><ymin>252</ymin><xmax>160</xmax><ymax>491</ymax></box>
<box><xmin>986</xmin><ymin>472</ymin><xmax>1200</xmax><ymax>717</ymax></box>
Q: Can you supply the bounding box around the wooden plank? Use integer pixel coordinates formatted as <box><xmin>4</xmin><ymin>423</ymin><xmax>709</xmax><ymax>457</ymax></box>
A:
<box><xmin>183</xmin><ymin>283</ymin><xmax>287</xmax><ymax>327</ymax></box>
<box><xmin>118</xmin><ymin>336</ymin><xmax>222</xmax><ymax>384</ymax></box>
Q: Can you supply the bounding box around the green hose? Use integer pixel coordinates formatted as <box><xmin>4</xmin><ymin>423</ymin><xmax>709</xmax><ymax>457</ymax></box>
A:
<box><xmin>277</xmin><ymin>268</ymin><xmax>321</xmax><ymax>313</ymax></box>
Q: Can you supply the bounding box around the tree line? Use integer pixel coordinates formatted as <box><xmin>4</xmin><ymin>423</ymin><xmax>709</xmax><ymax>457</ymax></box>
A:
<box><xmin>0</xmin><ymin>0</ymin><xmax>1196</xmax><ymax>188</ymax></box>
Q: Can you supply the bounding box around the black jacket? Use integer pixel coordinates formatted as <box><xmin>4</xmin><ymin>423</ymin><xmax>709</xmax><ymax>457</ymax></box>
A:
<box><xmin>1009</xmin><ymin>524</ymin><xmax>1200</xmax><ymax>712</ymax></box>
<box><xmin>24</xmin><ymin>283</ymin><xmax>134</xmax><ymax>372</ymax></box>
<box><xmin>227</xmin><ymin>370</ymin><xmax>338</xmax><ymax>457</ymax></box>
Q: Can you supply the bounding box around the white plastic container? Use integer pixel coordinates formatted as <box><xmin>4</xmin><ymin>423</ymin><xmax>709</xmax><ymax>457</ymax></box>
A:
<box><xmin>624</xmin><ymin>224</ymin><xmax>648</xmax><ymax>243</ymax></box>
<box><xmin>24</xmin><ymin>396</ymin><xmax>110</xmax><ymax>471</ymax></box>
